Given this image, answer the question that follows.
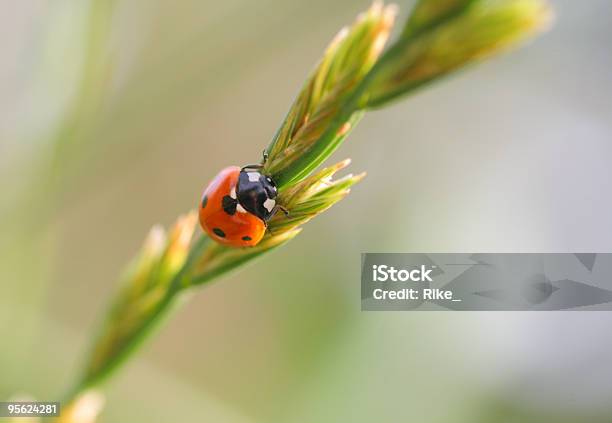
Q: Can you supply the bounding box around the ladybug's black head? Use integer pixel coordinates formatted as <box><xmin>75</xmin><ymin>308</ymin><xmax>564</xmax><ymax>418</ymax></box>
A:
<box><xmin>236</xmin><ymin>170</ymin><xmax>278</xmax><ymax>222</ymax></box>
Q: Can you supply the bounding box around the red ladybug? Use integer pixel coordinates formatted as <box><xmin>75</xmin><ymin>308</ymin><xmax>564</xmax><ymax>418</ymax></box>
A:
<box><xmin>199</xmin><ymin>164</ymin><xmax>286</xmax><ymax>247</ymax></box>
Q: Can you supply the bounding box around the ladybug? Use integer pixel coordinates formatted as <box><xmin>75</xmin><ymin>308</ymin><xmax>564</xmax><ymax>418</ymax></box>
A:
<box><xmin>198</xmin><ymin>163</ymin><xmax>287</xmax><ymax>247</ymax></box>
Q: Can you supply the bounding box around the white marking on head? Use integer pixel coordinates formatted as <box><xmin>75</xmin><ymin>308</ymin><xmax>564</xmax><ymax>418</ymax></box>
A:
<box><xmin>236</xmin><ymin>203</ymin><xmax>247</xmax><ymax>213</ymax></box>
<box><xmin>263</xmin><ymin>198</ymin><xmax>275</xmax><ymax>212</ymax></box>
<box><xmin>247</xmin><ymin>172</ymin><xmax>260</xmax><ymax>182</ymax></box>
<box><xmin>230</xmin><ymin>187</ymin><xmax>236</xmax><ymax>199</ymax></box>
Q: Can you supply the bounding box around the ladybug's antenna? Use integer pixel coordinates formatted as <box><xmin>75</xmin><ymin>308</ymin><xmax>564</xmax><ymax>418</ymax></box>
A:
<box><xmin>278</xmin><ymin>205</ymin><xmax>289</xmax><ymax>216</ymax></box>
<box><xmin>274</xmin><ymin>205</ymin><xmax>290</xmax><ymax>217</ymax></box>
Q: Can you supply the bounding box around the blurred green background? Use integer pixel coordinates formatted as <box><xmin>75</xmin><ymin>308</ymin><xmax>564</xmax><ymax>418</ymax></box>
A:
<box><xmin>1</xmin><ymin>0</ymin><xmax>612</xmax><ymax>421</ymax></box>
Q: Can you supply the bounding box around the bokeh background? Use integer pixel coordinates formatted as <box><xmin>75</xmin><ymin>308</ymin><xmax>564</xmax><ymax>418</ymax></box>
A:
<box><xmin>2</xmin><ymin>0</ymin><xmax>612</xmax><ymax>421</ymax></box>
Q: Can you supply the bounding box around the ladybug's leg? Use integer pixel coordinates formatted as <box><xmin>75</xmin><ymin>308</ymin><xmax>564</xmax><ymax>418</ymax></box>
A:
<box><xmin>221</xmin><ymin>195</ymin><xmax>238</xmax><ymax>215</ymax></box>
<box><xmin>265</xmin><ymin>205</ymin><xmax>290</xmax><ymax>223</ymax></box>
<box><xmin>242</xmin><ymin>150</ymin><xmax>269</xmax><ymax>171</ymax></box>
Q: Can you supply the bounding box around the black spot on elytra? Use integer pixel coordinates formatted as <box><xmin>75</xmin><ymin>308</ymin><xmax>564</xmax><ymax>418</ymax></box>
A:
<box><xmin>213</xmin><ymin>228</ymin><xmax>225</xmax><ymax>238</ymax></box>
<box><xmin>201</xmin><ymin>195</ymin><xmax>208</xmax><ymax>209</ymax></box>
<box><xmin>242</xmin><ymin>236</ymin><xmax>252</xmax><ymax>241</ymax></box>
<box><xmin>222</xmin><ymin>195</ymin><xmax>237</xmax><ymax>215</ymax></box>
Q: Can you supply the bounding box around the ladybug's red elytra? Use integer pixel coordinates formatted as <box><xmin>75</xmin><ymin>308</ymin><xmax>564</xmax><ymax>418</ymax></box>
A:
<box><xmin>198</xmin><ymin>164</ymin><xmax>286</xmax><ymax>247</ymax></box>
